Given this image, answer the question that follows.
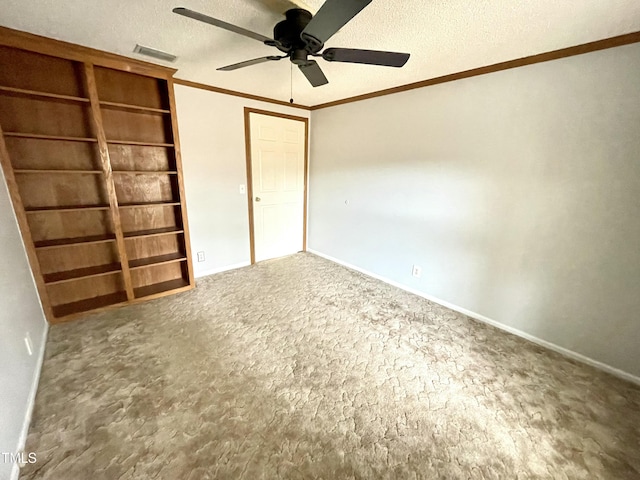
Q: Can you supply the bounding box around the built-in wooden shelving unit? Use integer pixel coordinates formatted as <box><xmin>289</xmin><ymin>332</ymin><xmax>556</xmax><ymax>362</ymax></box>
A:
<box><xmin>0</xmin><ymin>36</ymin><xmax>194</xmax><ymax>323</ymax></box>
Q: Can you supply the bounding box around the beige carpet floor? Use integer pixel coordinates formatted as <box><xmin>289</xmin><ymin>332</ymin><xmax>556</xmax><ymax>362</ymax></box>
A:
<box><xmin>22</xmin><ymin>253</ymin><xmax>640</xmax><ymax>479</ymax></box>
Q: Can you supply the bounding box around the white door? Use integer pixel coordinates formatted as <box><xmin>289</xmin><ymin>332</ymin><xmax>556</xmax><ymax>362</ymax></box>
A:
<box><xmin>249</xmin><ymin>112</ymin><xmax>306</xmax><ymax>262</ymax></box>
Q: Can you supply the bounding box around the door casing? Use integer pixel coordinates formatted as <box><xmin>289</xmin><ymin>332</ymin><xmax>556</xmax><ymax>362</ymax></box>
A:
<box><xmin>243</xmin><ymin>107</ymin><xmax>309</xmax><ymax>264</ymax></box>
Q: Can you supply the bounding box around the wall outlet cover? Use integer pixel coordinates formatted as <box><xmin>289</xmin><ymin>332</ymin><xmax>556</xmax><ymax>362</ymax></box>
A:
<box><xmin>24</xmin><ymin>333</ymin><xmax>33</xmax><ymax>356</ymax></box>
<box><xmin>412</xmin><ymin>265</ymin><xmax>422</xmax><ymax>278</ymax></box>
<box><xmin>197</xmin><ymin>251</ymin><xmax>205</xmax><ymax>262</ymax></box>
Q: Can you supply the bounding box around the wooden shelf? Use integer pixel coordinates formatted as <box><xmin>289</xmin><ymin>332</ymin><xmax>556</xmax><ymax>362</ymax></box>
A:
<box><xmin>118</xmin><ymin>201</ymin><xmax>181</xmax><ymax>209</ymax></box>
<box><xmin>43</xmin><ymin>263</ymin><xmax>122</xmax><ymax>284</ymax></box>
<box><xmin>124</xmin><ymin>227</ymin><xmax>184</xmax><ymax>239</ymax></box>
<box><xmin>129</xmin><ymin>252</ymin><xmax>186</xmax><ymax>269</ymax></box>
<box><xmin>34</xmin><ymin>234</ymin><xmax>116</xmax><ymax>249</ymax></box>
<box><xmin>0</xmin><ymin>45</ymin><xmax>193</xmax><ymax>322</ymax></box>
<box><xmin>25</xmin><ymin>204</ymin><xmax>110</xmax><ymax>213</ymax></box>
<box><xmin>107</xmin><ymin>139</ymin><xmax>174</xmax><ymax>147</ymax></box>
<box><xmin>134</xmin><ymin>278</ymin><xmax>189</xmax><ymax>298</ymax></box>
<box><xmin>14</xmin><ymin>169</ymin><xmax>103</xmax><ymax>175</ymax></box>
<box><xmin>52</xmin><ymin>291</ymin><xmax>128</xmax><ymax>318</ymax></box>
<box><xmin>100</xmin><ymin>101</ymin><xmax>170</xmax><ymax>114</ymax></box>
<box><xmin>113</xmin><ymin>170</ymin><xmax>177</xmax><ymax>175</ymax></box>
<box><xmin>0</xmin><ymin>85</ymin><xmax>90</xmax><ymax>103</ymax></box>
<box><xmin>3</xmin><ymin>132</ymin><xmax>98</xmax><ymax>143</ymax></box>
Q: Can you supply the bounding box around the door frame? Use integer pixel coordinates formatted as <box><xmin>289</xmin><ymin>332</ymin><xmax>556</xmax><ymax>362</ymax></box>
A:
<box><xmin>243</xmin><ymin>107</ymin><xmax>309</xmax><ymax>264</ymax></box>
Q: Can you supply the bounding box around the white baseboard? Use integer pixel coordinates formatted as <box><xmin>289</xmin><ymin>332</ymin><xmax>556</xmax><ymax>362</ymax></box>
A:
<box><xmin>11</xmin><ymin>322</ymin><xmax>48</xmax><ymax>480</ymax></box>
<box><xmin>10</xmin><ymin>459</ymin><xmax>18</xmax><ymax>480</ymax></box>
<box><xmin>307</xmin><ymin>249</ymin><xmax>640</xmax><ymax>387</ymax></box>
<box><xmin>195</xmin><ymin>261</ymin><xmax>251</xmax><ymax>279</ymax></box>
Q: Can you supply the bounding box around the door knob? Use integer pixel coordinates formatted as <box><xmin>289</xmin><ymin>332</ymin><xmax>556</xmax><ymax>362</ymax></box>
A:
<box><xmin>255</xmin><ymin>197</ymin><xmax>261</xmax><ymax>202</ymax></box>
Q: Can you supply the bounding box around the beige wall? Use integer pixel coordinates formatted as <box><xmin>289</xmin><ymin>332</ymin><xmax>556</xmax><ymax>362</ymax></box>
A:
<box><xmin>174</xmin><ymin>86</ymin><xmax>310</xmax><ymax>277</ymax></box>
<box><xmin>308</xmin><ymin>43</ymin><xmax>640</xmax><ymax>379</ymax></box>
<box><xmin>0</xmin><ymin>167</ymin><xmax>48</xmax><ymax>480</ymax></box>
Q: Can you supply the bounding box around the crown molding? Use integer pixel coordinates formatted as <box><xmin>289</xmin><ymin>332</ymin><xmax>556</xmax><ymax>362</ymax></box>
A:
<box><xmin>173</xmin><ymin>78</ymin><xmax>311</xmax><ymax>110</ymax></box>
<box><xmin>0</xmin><ymin>26</ymin><xmax>176</xmax><ymax>78</ymax></box>
<box><xmin>310</xmin><ymin>30</ymin><xmax>640</xmax><ymax>110</ymax></box>
<box><xmin>2</xmin><ymin>25</ymin><xmax>638</xmax><ymax>112</ymax></box>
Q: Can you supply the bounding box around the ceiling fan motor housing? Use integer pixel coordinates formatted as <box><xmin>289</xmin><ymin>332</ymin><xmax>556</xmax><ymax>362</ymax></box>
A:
<box><xmin>272</xmin><ymin>8</ymin><xmax>323</xmax><ymax>58</ymax></box>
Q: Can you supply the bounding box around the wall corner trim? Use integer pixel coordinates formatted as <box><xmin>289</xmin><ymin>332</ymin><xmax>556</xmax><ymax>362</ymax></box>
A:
<box><xmin>307</xmin><ymin>249</ymin><xmax>640</xmax><ymax>387</ymax></box>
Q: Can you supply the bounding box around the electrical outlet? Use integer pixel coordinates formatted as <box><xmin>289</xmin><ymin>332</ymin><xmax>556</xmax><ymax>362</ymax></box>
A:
<box><xmin>412</xmin><ymin>265</ymin><xmax>422</xmax><ymax>278</ymax></box>
<box><xmin>197</xmin><ymin>251</ymin><xmax>205</xmax><ymax>262</ymax></box>
<box><xmin>24</xmin><ymin>332</ymin><xmax>33</xmax><ymax>356</ymax></box>
<box><xmin>239</xmin><ymin>184</ymin><xmax>246</xmax><ymax>194</ymax></box>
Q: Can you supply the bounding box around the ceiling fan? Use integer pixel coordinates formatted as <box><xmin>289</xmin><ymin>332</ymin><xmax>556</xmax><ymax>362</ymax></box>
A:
<box><xmin>173</xmin><ymin>0</ymin><xmax>410</xmax><ymax>87</ymax></box>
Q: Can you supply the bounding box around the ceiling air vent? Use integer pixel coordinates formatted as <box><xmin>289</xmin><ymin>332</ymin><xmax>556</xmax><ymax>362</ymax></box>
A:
<box><xmin>133</xmin><ymin>44</ymin><xmax>177</xmax><ymax>62</ymax></box>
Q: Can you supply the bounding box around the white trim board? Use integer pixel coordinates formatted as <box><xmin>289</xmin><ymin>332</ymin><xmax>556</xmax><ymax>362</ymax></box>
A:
<box><xmin>195</xmin><ymin>261</ymin><xmax>251</xmax><ymax>279</ymax></box>
<box><xmin>307</xmin><ymin>249</ymin><xmax>640</xmax><ymax>387</ymax></box>
<box><xmin>11</xmin><ymin>323</ymin><xmax>48</xmax><ymax>480</ymax></box>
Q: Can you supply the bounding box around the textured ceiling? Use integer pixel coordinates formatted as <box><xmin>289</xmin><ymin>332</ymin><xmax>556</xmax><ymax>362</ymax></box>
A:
<box><xmin>1</xmin><ymin>0</ymin><xmax>639</xmax><ymax>106</ymax></box>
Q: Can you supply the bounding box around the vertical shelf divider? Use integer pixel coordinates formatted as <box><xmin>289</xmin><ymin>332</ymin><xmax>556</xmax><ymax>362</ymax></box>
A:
<box><xmin>166</xmin><ymin>78</ymin><xmax>195</xmax><ymax>286</ymax></box>
<box><xmin>83</xmin><ymin>63</ymin><xmax>134</xmax><ymax>300</ymax></box>
<box><xmin>0</xmin><ymin>124</ymin><xmax>55</xmax><ymax>320</ymax></box>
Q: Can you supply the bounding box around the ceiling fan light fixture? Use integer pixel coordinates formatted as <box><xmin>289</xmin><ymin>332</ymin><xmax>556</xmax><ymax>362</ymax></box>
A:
<box><xmin>133</xmin><ymin>44</ymin><xmax>177</xmax><ymax>63</ymax></box>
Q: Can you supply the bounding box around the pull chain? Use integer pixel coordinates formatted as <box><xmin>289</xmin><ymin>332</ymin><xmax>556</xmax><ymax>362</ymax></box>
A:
<box><xmin>289</xmin><ymin>62</ymin><xmax>294</xmax><ymax>104</ymax></box>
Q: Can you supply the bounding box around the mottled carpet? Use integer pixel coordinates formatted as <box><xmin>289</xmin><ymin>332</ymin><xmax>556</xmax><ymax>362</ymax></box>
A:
<box><xmin>22</xmin><ymin>253</ymin><xmax>640</xmax><ymax>479</ymax></box>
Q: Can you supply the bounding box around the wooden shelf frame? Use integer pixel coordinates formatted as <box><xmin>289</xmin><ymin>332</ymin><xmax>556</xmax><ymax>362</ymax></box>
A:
<box><xmin>3</xmin><ymin>132</ymin><xmax>98</xmax><ymax>142</ymax></box>
<box><xmin>106</xmin><ymin>139</ymin><xmax>174</xmax><ymax>147</ymax></box>
<box><xmin>14</xmin><ymin>169</ymin><xmax>103</xmax><ymax>175</ymax></box>
<box><xmin>52</xmin><ymin>291</ymin><xmax>129</xmax><ymax>318</ymax></box>
<box><xmin>0</xmin><ymin>25</ymin><xmax>177</xmax><ymax>79</ymax></box>
<box><xmin>25</xmin><ymin>204</ymin><xmax>111</xmax><ymax>213</ymax></box>
<box><xmin>0</xmin><ymin>35</ymin><xmax>194</xmax><ymax>323</ymax></box>
<box><xmin>84</xmin><ymin>63</ymin><xmax>135</xmax><ymax>301</ymax></box>
<box><xmin>0</xmin><ymin>85</ymin><xmax>90</xmax><ymax>103</ymax></box>
<box><xmin>34</xmin><ymin>234</ymin><xmax>116</xmax><ymax>249</ymax></box>
<box><xmin>100</xmin><ymin>100</ymin><xmax>170</xmax><ymax>114</ymax></box>
<box><xmin>113</xmin><ymin>170</ymin><xmax>178</xmax><ymax>175</ymax></box>
<box><xmin>134</xmin><ymin>278</ymin><xmax>190</xmax><ymax>299</ymax></box>
<box><xmin>0</xmin><ymin>124</ymin><xmax>55</xmax><ymax>319</ymax></box>
<box><xmin>129</xmin><ymin>252</ymin><xmax>187</xmax><ymax>270</ymax></box>
<box><xmin>118</xmin><ymin>201</ymin><xmax>181</xmax><ymax>209</ymax></box>
<box><xmin>43</xmin><ymin>262</ymin><xmax>122</xmax><ymax>284</ymax></box>
<box><xmin>123</xmin><ymin>227</ymin><xmax>184</xmax><ymax>239</ymax></box>
<box><xmin>167</xmin><ymin>77</ymin><xmax>195</xmax><ymax>288</ymax></box>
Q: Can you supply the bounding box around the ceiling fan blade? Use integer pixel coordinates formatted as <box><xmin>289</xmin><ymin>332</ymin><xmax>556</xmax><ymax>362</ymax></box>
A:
<box><xmin>298</xmin><ymin>60</ymin><xmax>328</xmax><ymax>87</ymax></box>
<box><xmin>301</xmin><ymin>0</ymin><xmax>372</xmax><ymax>47</ymax></box>
<box><xmin>173</xmin><ymin>7</ymin><xmax>273</xmax><ymax>44</ymax></box>
<box><xmin>217</xmin><ymin>56</ymin><xmax>284</xmax><ymax>71</ymax></box>
<box><xmin>322</xmin><ymin>48</ymin><xmax>410</xmax><ymax>67</ymax></box>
